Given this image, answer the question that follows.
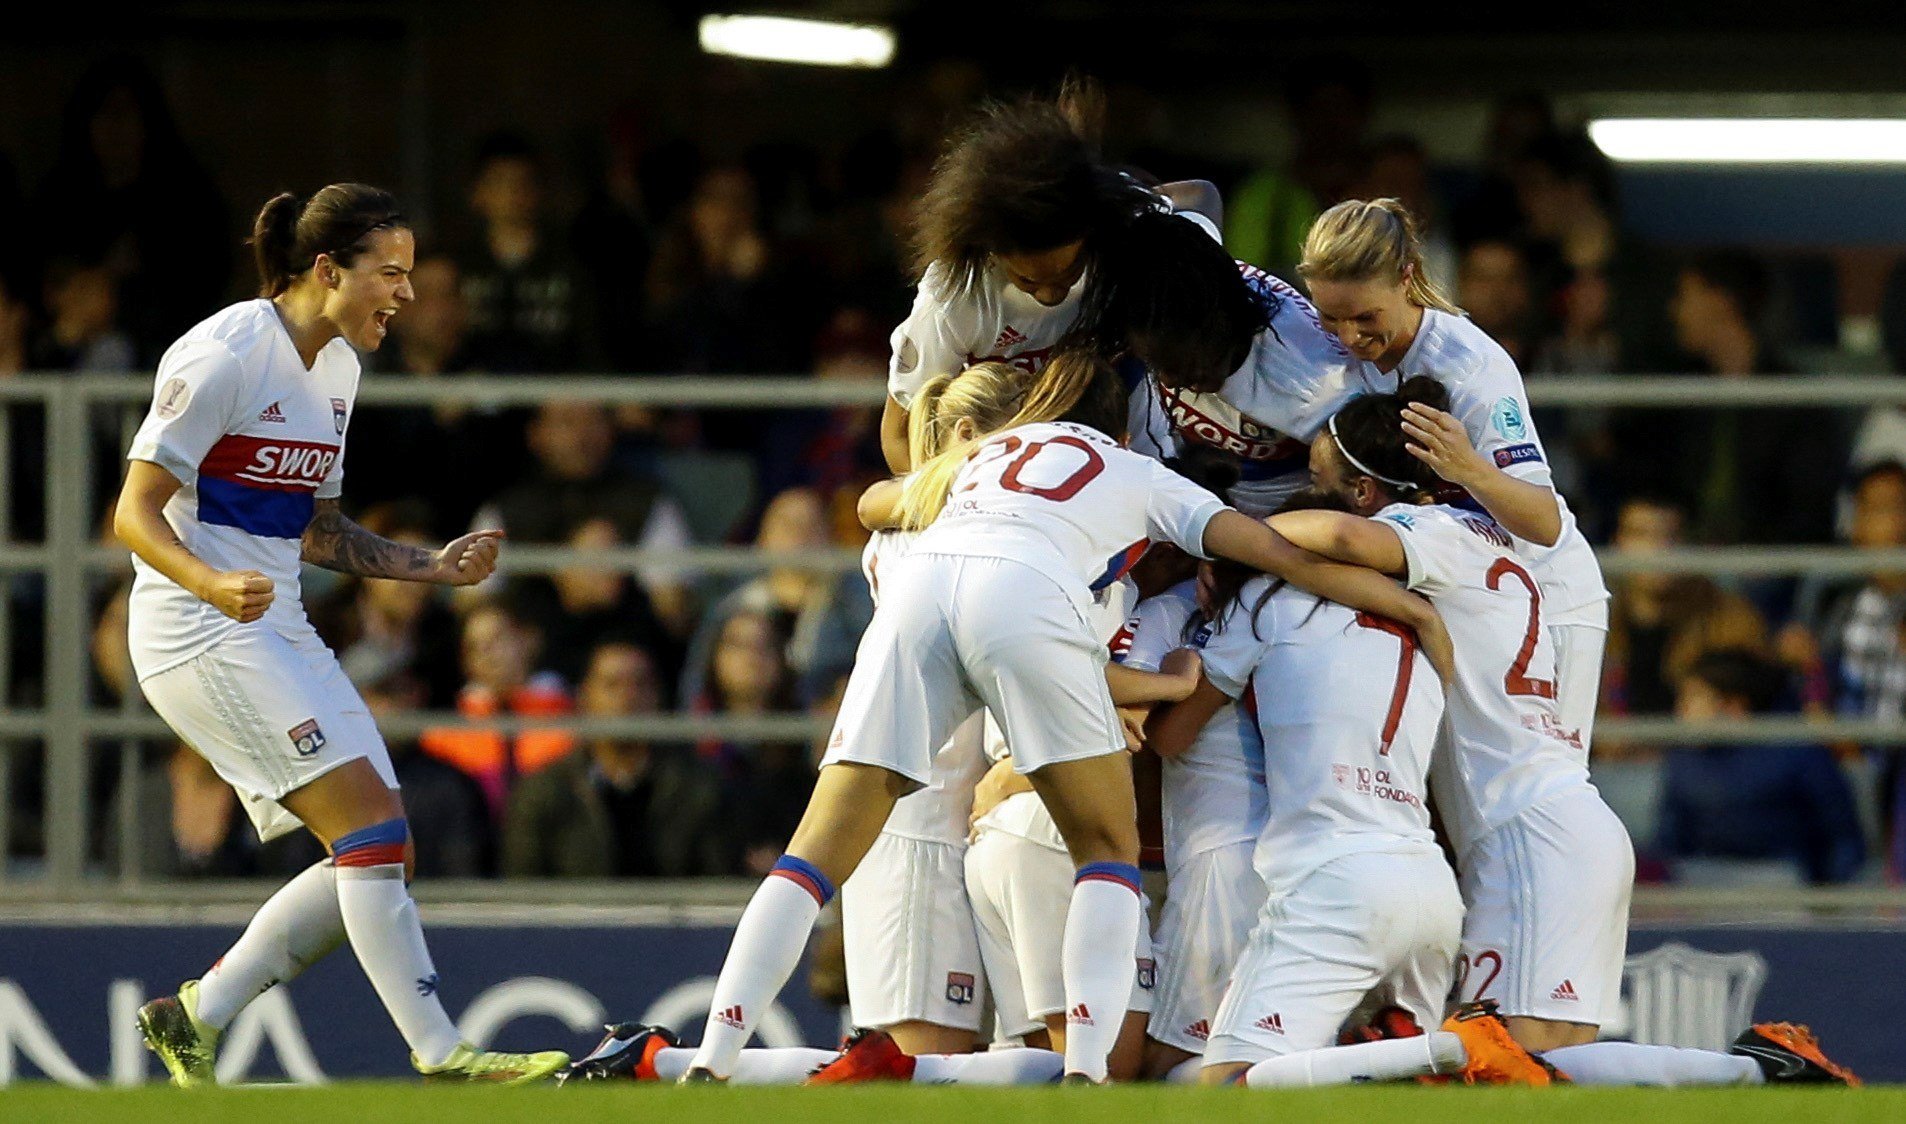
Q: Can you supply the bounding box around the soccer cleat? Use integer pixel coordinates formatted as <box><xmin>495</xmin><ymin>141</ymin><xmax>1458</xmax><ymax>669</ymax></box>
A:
<box><xmin>1439</xmin><ymin>1001</ymin><xmax>1565</xmax><ymax>1086</ymax></box>
<box><xmin>1338</xmin><ymin>1005</ymin><xmax>1425</xmax><ymax>1045</ymax></box>
<box><xmin>414</xmin><ymin>1041</ymin><xmax>571</xmax><ymax>1085</ymax></box>
<box><xmin>557</xmin><ymin>1023</ymin><xmax>680</xmax><ymax>1085</ymax></box>
<box><xmin>678</xmin><ymin>1065</ymin><xmax>727</xmax><ymax>1084</ymax></box>
<box><xmin>137</xmin><ymin>979</ymin><xmax>222</xmax><ymax>1088</ymax></box>
<box><xmin>1730</xmin><ymin>1022</ymin><xmax>1860</xmax><ymax>1086</ymax></box>
<box><xmin>805</xmin><ymin>1029</ymin><xmax>917</xmax><ymax>1084</ymax></box>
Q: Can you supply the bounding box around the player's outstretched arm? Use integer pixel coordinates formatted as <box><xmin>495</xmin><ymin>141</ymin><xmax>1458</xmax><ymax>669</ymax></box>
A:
<box><xmin>114</xmin><ymin>460</ymin><xmax>276</xmax><ymax>622</ymax></box>
<box><xmin>1105</xmin><ymin>651</ymin><xmax>1201</xmax><ymax>707</ymax></box>
<box><xmin>1143</xmin><ymin>674</ymin><xmax>1230</xmax><ymax>760</ymax></box>
<box><xmin>856</xmin><ymin>477</ymin><xmax>906</xmax><ymax>531</ymax></box>
<box><xmin>301</xmin><ymin>498</ymin><xmax>504</xmax><ymax>585</ymax></box>
<box><xmin>880</xmin><ymin>396</ymin><xmax>912</xmax><ymax>473</ymax></box>
<box><xmin>1401</xmin><ymin>402</ymin><xmax>1562</xmax><ymax>547</ymax></box>
<box><xmin>1202</xmin><ymin>510</ymin><xmax>1454</xmax><ymax>682</ymax></box>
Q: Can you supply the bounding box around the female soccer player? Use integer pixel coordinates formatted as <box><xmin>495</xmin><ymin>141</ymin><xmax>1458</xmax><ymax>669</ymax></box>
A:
<box><xmin>682</xmin><ymin>352</ymin><xmax>1451</xmax><ymax>1085</ymax></box>
<box><xmin>1295</xmin><ymin>197</ymin><xmax>1608</xmax><ymax>753</ymax></box>
<box><xmin>1256</xmin><ymin>378</ymin><xmax>1854</xmax><ymax>1086</ymax></box>
<box><xmin>119</xmin><ymin>185</ymin><xmax>569</xmax><ymax>1086</ymax></box>
<box><xmin>883</xmin><ymin>77</ymin><xmax>1220</xmax><ymax>472</ymax></box>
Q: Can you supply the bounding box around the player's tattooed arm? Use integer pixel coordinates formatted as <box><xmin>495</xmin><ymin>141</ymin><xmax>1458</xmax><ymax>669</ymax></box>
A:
<box><xmin>301</xmin><ymin>499</ymin><xmax>505</xmax><ymax>585</ymax></box>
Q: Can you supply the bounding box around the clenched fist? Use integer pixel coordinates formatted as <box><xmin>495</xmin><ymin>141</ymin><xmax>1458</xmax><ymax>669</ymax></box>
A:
<box><xmin>200</xmin><ymin>570</ymin><xmax>275</xmax><ymax>622</ymax></box>
<box><xmin>432</xmin><ymin>529</ymin><xmax>505</xmax><ymax>586</ymax></box>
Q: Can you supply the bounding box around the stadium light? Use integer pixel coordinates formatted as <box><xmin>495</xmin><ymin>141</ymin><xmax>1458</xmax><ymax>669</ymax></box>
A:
<box><xmin>698</xmin><ymin>14</ymin><xmax>896</xmax><ymax>69</ymax></box>
<box><xmin>1588</xmin><ymin>118</ymin><xmax>1906</xmax><ymax>164</ymax></box>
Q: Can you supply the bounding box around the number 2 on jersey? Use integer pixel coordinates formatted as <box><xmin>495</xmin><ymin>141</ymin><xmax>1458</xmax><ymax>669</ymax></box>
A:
<box><xmin>1353</xmin><ymin>612</ymin><xmax>1418</xmax><ymax>755</ymax></box>
<box><xmin>1486</xmin><ymin>557</ymin><xmax>1556</xmax><ymax>700</ymax></box>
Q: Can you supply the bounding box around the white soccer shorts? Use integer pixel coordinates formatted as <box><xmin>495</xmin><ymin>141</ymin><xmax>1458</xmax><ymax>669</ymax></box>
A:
<box><xmin>964</xmin><ymin>828</ymin><xmax>1155</xmax><ymax>1040</ymax></box>
<box><xmin>841</xmin><ymin>831</ymin><xmax>988</xmax><ymax>1032</ymax></box>
<box><xmin>1456</xmin><ymin>783</ymin><xmax>1635</xmax><ymax>1026</ymax></box>
<box><xmin>1148</xmin><ymin>840</ymin><xmax>1266</xmax><ymax>1054</ymax></box>
<box><xmin>138</xmin><ymin>624</ymin><xmax>396</xmax><ymax>842</ymax></box>
<box><xmin>821</xmin><ymin>554</ymin><xmax>1125</xmax><ymax>786</ymax></box>
<box><xmin>1204</xmin><ymin>849</ymin><xmax>1462</xmax><ymax>1067</ymax></box>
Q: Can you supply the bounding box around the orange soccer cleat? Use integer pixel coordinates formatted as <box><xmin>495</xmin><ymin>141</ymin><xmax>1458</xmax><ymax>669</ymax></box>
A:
<box><xmin>1731</xmin><ymin>1022</ymin><xmax>1861</xmax><ymax>1086</ymax></box>
<box><xmin>805</xmin><ymin>1028</ymin><xmax>918</xmax><ymax>1084</ymax></box>
<box><xmin>1439</xmin><ymin>1001</ymin><xmax>1567</xmax><ymax>1086</ymax></box>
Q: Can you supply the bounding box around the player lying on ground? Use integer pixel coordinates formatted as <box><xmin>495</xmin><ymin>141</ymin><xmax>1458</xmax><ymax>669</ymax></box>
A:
<box><xmin>673</xmin><ymin>351</ymin><xmax>1451</xmax><ymax>1085</ymax></box>
<box><xmin>1260</xmin><ymin>377</ymin><xmax>1856</xmax><ymax>1087</ymax></box>
<box><xmin>116</xmin><ymin>185</ymin><xmax>568</xmax><ymax>1086</ymax></box>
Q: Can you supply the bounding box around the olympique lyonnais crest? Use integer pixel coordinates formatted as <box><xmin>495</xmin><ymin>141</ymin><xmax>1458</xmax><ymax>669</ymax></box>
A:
<box><xmin>1620</xmin><ymin>941</ymin><xmax>1768</xmax><ymax>1050</ymax></box>
<box><xmin>331</xmin><ymin>398</ymin><xmax>348</xmax><ymax>435</ymax></box>
<box><xmin>944</xmin><ymin>972</ymin><xmax>975</xmax><ymax>1006</ymax></box>
<box><xmin>287</xmin><ymin>719</ymin><xmax>327</xmax><ymax>758</ymax></box>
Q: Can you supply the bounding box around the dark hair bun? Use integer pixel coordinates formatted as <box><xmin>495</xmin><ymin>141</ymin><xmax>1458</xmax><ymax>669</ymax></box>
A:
<box><xmin>1396</xmin><ymin>374</ymin><xmax>1452</xmax><ymax>414</ymax></box>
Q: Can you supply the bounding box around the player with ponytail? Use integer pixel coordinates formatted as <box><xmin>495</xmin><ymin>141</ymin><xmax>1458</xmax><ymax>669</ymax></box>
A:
<box><xmin>1299</xmin><ymin>197</ymin><xmax>1611</xmax><ymax>759</ymax></box>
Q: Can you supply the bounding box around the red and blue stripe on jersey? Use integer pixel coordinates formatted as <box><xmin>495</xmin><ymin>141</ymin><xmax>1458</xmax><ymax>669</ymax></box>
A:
<box><xmin>1091</xmin><ymin>538</ymin><xmax>1151</xmax><ymax>592</ymax></box>
<box><xmin>196</xmin><ymin>434</ymin><xmax>338</xmax><ymax>539</ymax></box>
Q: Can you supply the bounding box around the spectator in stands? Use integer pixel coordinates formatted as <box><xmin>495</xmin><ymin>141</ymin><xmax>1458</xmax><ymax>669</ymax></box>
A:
<box><xmin>1602</xmin><ymin>495</ymin><xmax>1769</xmax><ymax>734</ymax></box>
<box><xmin>1657</xmin><ymin>649</ymin><xmax>1865</xmax><ymax>885</ymax></box>
<box><xmin>33</xmin><ymin>58</ymin><xmax>228</xmax><ymax>362</ymax></box>
<box><xmin>1358</xmin><ymin>135</ymin><xmax>1455</xmax><ymax>294</ymax></box>
<box><xmin>511</xmin><ymin>516</ymin><xmax>680</xmax><ymax>692</ymax></box>
<box><xmin>420</xmin><ymin>597</ymin><xmax>574</xmax><ymax>817</ymax></box>
<box><xmin>1458</xmin><ymin>238</ymin><xmax>1538</xmax><ymax>368</ymax></box>
<box><xmin>572</xmin><ymin>107</ymin><xmax>659</xmax><ymax>373</ymax></box>
<box><xmin>310</xmin><ymin>502</ymin><xmax>463</xmax><ymax>708</ymax></box>
<box><xmin>1806</xmin><ymin>461</ymin><xmax>1906</xmax><ymax>722</ymax></box>
<box><xmin>456</xmin><ymin>132</ymin><xmax>592</xmax><ymax>372</ymax></box>
<box><xmin>1452</xmin><ymin>91</ymin><xmax>1555</xmax><ymax>246</ymax></box>
<box><xmin>693</xmin><ymin>609</ymin><xmax>816</xmax><ymax>876</ymax></box>
<box><xmin>757</xmin><ymin>307</ymin><xmax>890</xmax><ymax>525</ymax></box>
<box><xmin>679</xmin><ymin>486</ymin><xmax>873</xmax><ymax>707</ymax></box>
<box><xmin>503</xmin><ymin>641</ymin><xmax>729</xmax><ymax>877</ymax></box>
<box><xmin>644</xmin><ymin>165</ymin><xmax>802</xmax><ymax>378</ymax></box>
<box><xmin>1659</xmin><ymin>251</ymin><xmax>1846</xmax><ymax>546</ymax></box>
<box><xmin>474</xmin><ymin>400</ymin><xmax>694</xmax><ymax>634</ymax></box>
<box><xmin>31</xmin><ymin>257</ymin><xmax>134</xmax><ymax>372</ymax></box>
<box><xmin>1227</xmin><ymin>58</ymin><xmax>1372</xmax><ymax>277</ymax></box>
<box><xmin>349</xmin><ymin>255</ymin><xmax>528</xmax><ymax>535</ymax></box>
<box><xmin>1845</xmin><ymin>257</ymin><xmax>1906</xmax><ymax>474</ymax></box>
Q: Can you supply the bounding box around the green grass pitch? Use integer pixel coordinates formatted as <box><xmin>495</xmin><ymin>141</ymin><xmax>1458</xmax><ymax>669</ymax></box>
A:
<box><xmin>0</xmin><ymin>1083</ymin><xmax>1896</xmax><ymax>1123</ymax></box>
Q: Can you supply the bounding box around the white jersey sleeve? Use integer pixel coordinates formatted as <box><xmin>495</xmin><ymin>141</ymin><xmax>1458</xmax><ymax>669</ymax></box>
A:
<box><xmin>128</xmin><ymin>341</ymin><xmax>250</xmax><ymax>486</ymax></box>
<box><xmin>1198</xmin><ymin>582</ymin><xmax>1271</xmax><ymax>700</ymax></box>
<box><xmin>1372</xmin><ymin>507</ymin><xmax>1477</xmax><ymax>597</ymax></box>
<box><xmin>1144</xmin><ymin>460</ymin><xmax>1226</xmax><ymax>559</ymax></box>
<box><xmin>1116</xmin><ymin>584</ymin><xmax>1198</xmax><ymax>673</ymax></box>
<box><xmin>888</xmin><ymin>263</ymin><xmax>979</xmax><ymax>410</ymax></box>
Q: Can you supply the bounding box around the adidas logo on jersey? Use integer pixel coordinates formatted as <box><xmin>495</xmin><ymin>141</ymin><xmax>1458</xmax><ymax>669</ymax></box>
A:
<box><xmin>258</xmin><ymin>401</ymin><xmax>287</xmax><ymax>423</ymax></box>
<box><xmin>993</xmin><ymin>325</ymin><xmax>1027</xmax><ymax>349</ymax></box>
<box><xmin>1255</xmin><ymin>1013</ymin><xmax>1285</xmax><ymax>1034</ymax></box>
<box><xmin>1185</xmin><ymin>1019</ymin><xmax>1210</xmax><ymax>1041</ymax></box>
<box><xmin>1067</xmin><ymin>1003</ymin><xmax>1094</xmax><ymax>1027</ymax></box>
<box><xmin>715</xmin><ymin>1004</ymin><xmax>746</xmax><ymax>1029</ymax></box>
<box><xmin>1550</xmin><ymin>980</ymin><xmax>1580</xmax><ymax>1002</ymax></box>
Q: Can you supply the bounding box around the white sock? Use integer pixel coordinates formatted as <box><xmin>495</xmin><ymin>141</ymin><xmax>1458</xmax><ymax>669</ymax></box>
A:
<box><xmin>334</xmin><ymin>863</ymin><xmax>463</xmax><ymax>1066</ymax></box>
<box><xmin>1059</xmin><ymin>864</ymin><xmax>1143</xmax><ymax>1082</ymax></box>
<box><xmin>1244</xmin><ymin>1031</ymin><xmax>1465</xmax><ymax>1088</ymax></box>
<box><xmin>911</xmin><ymin>1049</ymin><xmax>1065</xmax><ymax>1085</ymax></box>
<box><xmin>1542</xmin><ymin>1042</ymin><xmax>1763</xmax><ymax>1086</ymax></box>
<box><xmin>197</xmin><ymin>861</ymin><xmax>344</xmax><ymax>1028</ymax></box>
<box><xmin>1163</xmin><ymin>1056</ymin><xmax>1204</xmax><ymax>1084</ymax></box>
<box><xmin>652</xmin><ymin>1046</ymin><xmax>837</xmax><ymax>1084</ymax></box>
<box><xmin>688</xmin><ymin>857</ymin><xmax>833</xmax><ymax>1078</ymax></box>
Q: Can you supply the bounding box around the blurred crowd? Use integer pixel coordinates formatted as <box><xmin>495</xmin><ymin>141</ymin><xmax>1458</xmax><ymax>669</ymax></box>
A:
<box><xmin>7</xmin><ymin>59</ymin><xmax>1906</xmax><ymax>885</ymax></box>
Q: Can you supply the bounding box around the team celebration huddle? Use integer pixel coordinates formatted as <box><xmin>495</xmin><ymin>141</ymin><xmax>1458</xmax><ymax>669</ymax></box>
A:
<box><xmin>123</xmin><ymin>80</ymin><xmax>1856</xmax><ymax>1090</ymax></box>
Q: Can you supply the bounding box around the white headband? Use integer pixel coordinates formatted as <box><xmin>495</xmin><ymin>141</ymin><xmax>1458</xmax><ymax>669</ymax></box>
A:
<box><xmin>1327</xmin><ymin>413</ymin><xmax>1420</xmax><ymax>492</ymax></box>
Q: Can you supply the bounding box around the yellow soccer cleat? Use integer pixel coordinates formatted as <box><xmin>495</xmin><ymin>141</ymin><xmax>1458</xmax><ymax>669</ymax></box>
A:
<box><xmin>415</xmin><ymin>1041</ymin><xmax>572</xmax><ymax>1085</ymax></box>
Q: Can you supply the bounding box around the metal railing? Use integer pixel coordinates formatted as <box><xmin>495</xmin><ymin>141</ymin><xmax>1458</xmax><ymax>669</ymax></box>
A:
<box><xmin>4</xmin><ymin>371</ymin><xmax>1906</xmax><ymax>887</ymax></box>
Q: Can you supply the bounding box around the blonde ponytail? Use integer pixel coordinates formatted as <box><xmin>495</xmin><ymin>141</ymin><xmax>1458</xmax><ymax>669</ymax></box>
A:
<box><xmin>1298</xmin><ymin>198</ymin><xmax>1461</xmax><ymax>314</ymax></box>
<box><xmin>897</xmin><ymin>362</ymin><xmax>1037</xmax><ymax>529</ymax></box>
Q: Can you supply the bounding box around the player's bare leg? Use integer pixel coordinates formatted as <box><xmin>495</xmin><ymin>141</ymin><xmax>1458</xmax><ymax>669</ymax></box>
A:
<box><xmin>1502</xmin><ymin>1015</ymin><xmax>1596</xmax><ymax>1052</ymax></box>
<box><xmin>1144</xmin><ymin>1040</ymin><xmax>1200</xmax><ymax>1082</ymax></box>
<box><xmin>685</xmin><ymin>762</ymin><xmax>910</xmax><ymax>1081</ymax></box>
<box><xmin>1023</xmin><ymin>753</ymin><xmax>1143</xmax><ymax>1084</ymax></box>
<box><xmin>884</xmin><ymin>1020</ymin><xmax>978</xmax><ymax>1055</ymax></box>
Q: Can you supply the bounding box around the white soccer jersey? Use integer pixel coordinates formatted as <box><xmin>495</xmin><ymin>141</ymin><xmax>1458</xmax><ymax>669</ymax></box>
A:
<box><xmin>1116</xmin><ymin>581</ymin><xmax>1265</xmax><ymax>865</ymax></box>
<box><xmin>1356</xmin><ymin>309</ymin><xmax>1608</xmax><ymax>625</ymax></box>
<box><xmin>1200</xmin><ymin>580</ymin><xmax>1445</xmax><ymax>895</ymax></box>
<box><xmin>887</xmin><ymin>209</ymin><xmax>1222</xmax><ymax>409</ymax></box>
<box><xmin>1370</xmin><ymin>502</ymin><xmax>1591</xmax><ymax>850</ymax></box>
<box><xmin>126</xmin><ymin>299</ymin><xmax>359</xmax><ymax>679</ymax></box>
<box><xmin>913</xmin><ymin>422</ymin><xmax>1224</xmax><ymax>617</ymax></box>
<box><xmin>862</xmin><ymin>529</ymin><xmax>989</xmax><ymax>845</ymax></box>
<box><xmin>1132</xmin><ymin>267</ymin><xmax>1367</xmax><ymax>516</ymax></box>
